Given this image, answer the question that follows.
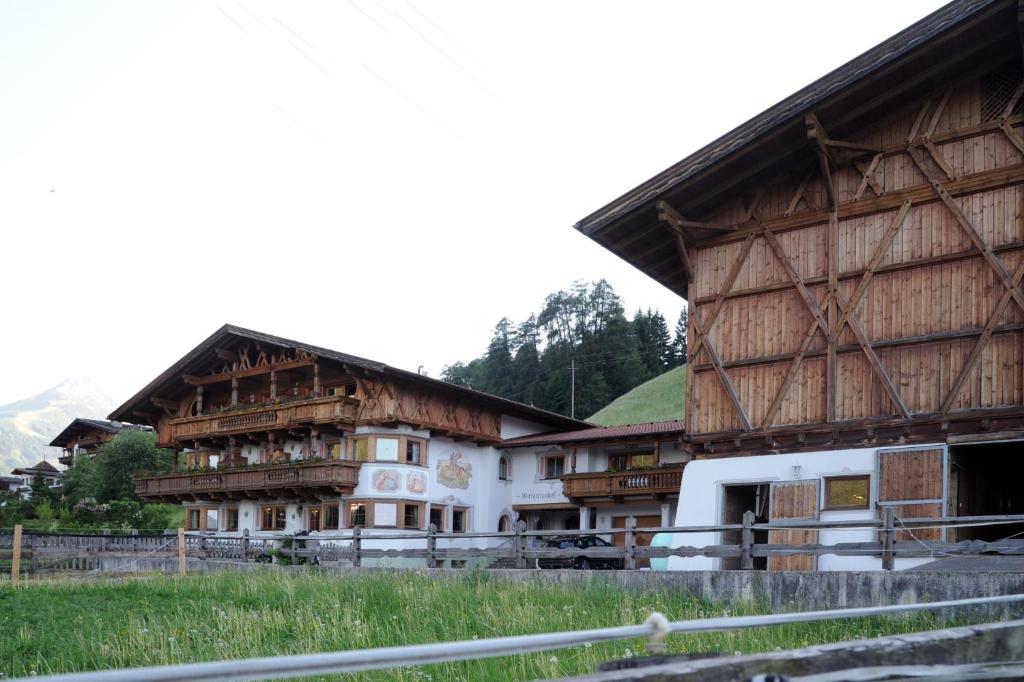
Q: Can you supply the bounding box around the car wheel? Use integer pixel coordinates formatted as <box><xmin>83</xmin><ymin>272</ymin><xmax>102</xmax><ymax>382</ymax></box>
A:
<box><xmin>578</xmin><ymin>558</ymin><xmax>591</xmax><ymax>570</ymax></box>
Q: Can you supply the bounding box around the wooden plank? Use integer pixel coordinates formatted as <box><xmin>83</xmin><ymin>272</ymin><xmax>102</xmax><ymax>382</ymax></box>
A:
<box><xmin>688</xmin><ymin>233</ymin><xmax>757</xmax><ymax>360</ymax></box>
<box><xmin>11</xmin><ymin>525</ymin><xmax>21</xmax><ymax>585</ymax></box>
<box><xmin>177</xmin><ymin>527</ymin><xmax>186</xmax><ymax>577</ymax></box>
<box><xmin>768</xmin><ymin>480</ymin><xmax>819</xmax><ymax>571</ymax></box>
<box><xmin>690</xmin><ymin>309</ymin><xmax>753</xmax><ymax>431</ymax></box>
<box><xmin>763</xmin><ymin>227</ymin><xmax>831</xmax><ymax>337</ymax></box>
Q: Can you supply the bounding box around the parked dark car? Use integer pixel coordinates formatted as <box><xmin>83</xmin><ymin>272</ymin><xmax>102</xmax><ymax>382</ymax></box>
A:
<box><xmin>536</xmin><ymin>535</ymin><xmax>623</xmax><ymax>570</ymax></box>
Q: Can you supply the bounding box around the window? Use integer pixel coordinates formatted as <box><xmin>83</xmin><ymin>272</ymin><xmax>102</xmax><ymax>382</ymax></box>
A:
<box><xmin>406</xmin><ymin>439</ymin><xmax>423</xmax><ymax>465</ymax></box>
<box><xmin>205</xmin><ymin>508</ymin><xmax>219</xmax><ymax>531</ymax></box>
<box><xmin>429</xmin><ymin>506</ymin><xmax>445</xmax><ymax>531</ymax></box>
<box><xmin>376</xmin><ymin>437</ymin><xmax>399</xmax><ymax>461</ymax></box>
<box><xmin>325</xmin><ymin>441</ymin><xmax>342</xmax><ymax>459</ymax></box>
<box><xmin>374</xmin><ymin>502</ymin><xmax>398</xmax><ymax>526</ymax></box>
<box><xmin>224</xmin><ymin>508</ymin><xmax>239</xmax><ymax>532</ymax></box>
<box><xmin>498</xmin><ymin>514</ymin><xmax>512</xmax><ymax>533</ymax></box>
<box><xmin>324</xmin><ymin>504</ymin><xmax>340</xmax><ymax>530</ymax></box>
<box><xmin>403</xmin><ymin>503</ymin><xmax>421</xmax><ymax>529</ymax></box>
<box><xmin>308</xmin><ymin>506</ymin><xmax>322</xmax><ymax>531</ymax></box>
<box><xmin>452</xmin><ymin>507</ymin><xmax>468</xmax><ymax>533</ymax></box>
<box><xmin>823</xmin><ymin>475</ymin><xmax>871</xmax><ymax>511</ymax></box>
<box><xmin>543</xmin><ymin>455</ymin><xmax>565</xmax><ymax>479</ymax></box>
<box><xmin>351</xmin><ymin>437</ymin><xmax>370</xmax><ymax>462</ymax></box>
<box><xmin>186</xmin><ymin>508</ymin><xmax>202</xmax><ymax>531</ymax></box>
<box><xmin>261</xmin><ymin>505</ymin><xmax>287</xmax><ymax>531</ymax></box>
<box><xmin>349</xmin><ymin>502</ymin><xmax>368</xmax><ymax>527</ymax></box>
<box><xmin>498</xmin><ymin>456</ymin><xmax>510</xmax><ymax>481</ymax></box>
<box><xmin>610</xmin><ymin>452</ymin><xmax>655</xmax><ymax>470</ymax></box>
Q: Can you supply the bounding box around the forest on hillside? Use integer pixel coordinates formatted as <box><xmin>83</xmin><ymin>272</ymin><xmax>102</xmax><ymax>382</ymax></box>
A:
<box><xmin>441</xmin><ymin>280</ymin><xmax>688</xmax><ymax>419</ymax></box>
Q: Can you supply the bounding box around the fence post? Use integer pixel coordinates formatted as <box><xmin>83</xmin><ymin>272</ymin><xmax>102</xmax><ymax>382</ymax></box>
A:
<box><xmin>426</xmin><ymin>524</ymin><xmax>437</xmax><ymax>568</ymax></box>
<box><xmin>352</xmin><ymin>527</ymin><xmax>361</xmax><ymax>568</ymax></box>
<box><xmin>740</xmin><ymin>510</ymin><xmax>755</xmax><ymax>570</ymax></box>
<box><xmin>514</xmin><ymin>520</ymin><xmax>528</xmax><ymax>569</ymax></box>
<box><xmin>102</xmin><ymin>528</ymin><xmax>111</xmax><ymax>553</ymax></box>
<box><xmin>11</xmin><ymin>525</ymin><xmax>22</xmax><ymax>585</ymax></box>
<box><xmin>289</xmin><ymin>536</ymin><xmax>297</xmax><ymax>565</ymax></box>
<box><xmin>131</xmin><ymin>529</ymin><xmax>139</xmax><ymax>553</ymax></box>
<box><xmin>177</xmin><ymin>527</ymin><xmax>186</xmax><ymax>576</ymax></box>
<box><xmin>624</xmin><ymin>516</ymin><xmax>636</xmax><ymax>570</ymax></box>
<box><xmin>241</xmin><ymin>528</ymin><xmax>249</xmax><ymax>562</ymax></box>
<box><xmin>882</xmin><ymin>506</ymin><xmax>896</xmax><ymax>571</ymax></box>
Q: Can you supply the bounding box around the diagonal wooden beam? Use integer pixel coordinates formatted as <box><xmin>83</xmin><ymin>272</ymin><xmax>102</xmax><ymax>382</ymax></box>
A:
<box><xmin>834</xmin><ymin>289</ymin><xmax>911</xmax><ymax>419</ymax></box>
<box><xmin>668</xmin><ymin>227</ymin><xmax>694</xmax><ymax>283</ymax></box>
<box><xmin>1000</xmin><ymin>81</ymin><xmax>1024</xmax><ymax>155</ymax></box>
<box><xmin>832</xmin><ymin>201</ymin><xmax>913</xmax><ymax>340</ymax></box>
<box><xmin>806</xmin><ymin>113</ymin><xmax>837</xmax><ymax>210</ymax></box>
<box><xmin>690</xmin><ymin>308</ymin><xmax>752</xmax><ymax>431</ymax></box>
<box><xmin>853</xmin><ymin>154</ymin><xmax>883</xmax><ymax>200</ymax></box>
<box><xmin>657</xmin><ymin>200</ymin><xmax>737</xmax><ymax>233</ymax></box>
<box><xmin>760</xmin><ymin>303</ymin><xmax>828</xmax><ymax>430</ymax></box>
<box><xmin>762</xmin><ymin>226</ymin><xmax>830</xmax><ymax>338</ymax></box>
<box><xmin>909</xmin><ymin>147</ymin><xmax>1024</xmax><ymax>315</ymax></box>
<box><xmin>940</xmin><ymin>257</ymin><xmax>1024</xmax><ymax>414</ymax></box>
<box><xmin>688</xmin><ymin>232</ymin><xmax>757</xmax><ymax>360</ymax></box>
<box><xmin>784</xmin><ymin>171</ymin><xmax>813</xmax><ymax>217</ymax></box>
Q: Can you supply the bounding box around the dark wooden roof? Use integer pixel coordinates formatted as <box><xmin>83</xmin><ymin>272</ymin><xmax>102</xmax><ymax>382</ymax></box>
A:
<box><xmin>574</xmin><ymin>0</ymin><xmax>1016</xmax><ymax>298</ymax></box>
<box><xmin>48</xmin><ymin>418</ymin><xmax>152</xmax><ymax>448</ymax></box>
<box><xmin>499</xmin><ymin>420</ymin><xmax>685</xmax><ymax>448</ymax></box>
<box><xmin>12</xmin><ymin>460</ymin><xmax>62</xmax><ymax>475</ymax></box>
<box><xmin>108</xmin><ymin>324</ymin><xmax>589</xmax><ymax>432</ymax></box>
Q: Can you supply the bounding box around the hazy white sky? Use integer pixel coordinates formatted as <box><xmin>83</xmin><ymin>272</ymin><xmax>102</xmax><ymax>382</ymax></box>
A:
<box><xmin>0</xmin><ymin>0</ymin><xmax>946</xmax><ymax>407</ymax></box>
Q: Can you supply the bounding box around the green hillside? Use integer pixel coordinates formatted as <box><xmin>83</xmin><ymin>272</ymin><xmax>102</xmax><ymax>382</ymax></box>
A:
<box><xmin>587</xmin><ymin>365</ymin><xmax>686</xmax><ymax>426</ymax></box>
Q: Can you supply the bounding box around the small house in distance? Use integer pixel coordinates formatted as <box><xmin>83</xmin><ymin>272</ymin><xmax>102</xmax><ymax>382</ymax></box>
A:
<box><xmin>49</xmin><ymin>418</ymin><xmax>154</xmax><ymax>467</ymax></box>
<box><xmin>9</xmin><ymin>460</ymin><xmax>64</xmax><ymax>500</ymax></box>
<box><xmin>575</xmin><ymin>0</ymin><xmax>1024</xmax><ymax>569</ymax></box>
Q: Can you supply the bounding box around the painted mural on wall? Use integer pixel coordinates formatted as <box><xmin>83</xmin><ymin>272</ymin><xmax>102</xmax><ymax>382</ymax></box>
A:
<box><xmin>437</xmin><ymin>452</ymin><xmax>472</xmax><ymax>489</ymax></box>
<box><xmin>372</xmin><ymin>469</ymin><xmax>401</xmax><ymax>492</ymax></box>
<box><xmin>406</xmin><ymin>471</ymin><xmax>427</xmax><ymax>494</ymax></box>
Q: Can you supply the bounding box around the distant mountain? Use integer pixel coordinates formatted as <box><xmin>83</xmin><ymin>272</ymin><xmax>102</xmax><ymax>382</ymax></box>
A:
<box><xmin>587</xmin><ymin>365</ymin><xmax>686</xmax><ymax>426</ymax></box>
<box><xmin>0</xmin><ymin>378</ymin><xmax>115</xmax><ymax>474</ymax></box>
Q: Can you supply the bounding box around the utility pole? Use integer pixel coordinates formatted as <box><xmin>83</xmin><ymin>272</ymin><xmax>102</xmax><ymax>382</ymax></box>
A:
<box><xmin>570</xmin><ymin>357</ymin><xmax>576</xmax><ymax>418</ymax></box>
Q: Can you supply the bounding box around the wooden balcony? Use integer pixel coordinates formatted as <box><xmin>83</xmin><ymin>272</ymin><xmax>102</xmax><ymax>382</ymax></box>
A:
<box><xmin>560</xmin><ymin>465</ymin><xmax>685</xmax><ymax>502</ymax></box>
<box><xmin>133</xmin><ymin>459</ymin><xmax>362</xmax><ymax>503</ymax></box>
<box><xmin>164</xmin><ymin>395</ymin><xmax>359</xmax><ymax>445</ymax></box>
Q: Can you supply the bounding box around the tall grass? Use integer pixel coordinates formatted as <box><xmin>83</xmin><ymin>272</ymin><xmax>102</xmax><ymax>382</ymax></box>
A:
<box><xmin>0</xmin><ymin>570</ymin><xmax>963</xmax><ymax>681</ymax></box>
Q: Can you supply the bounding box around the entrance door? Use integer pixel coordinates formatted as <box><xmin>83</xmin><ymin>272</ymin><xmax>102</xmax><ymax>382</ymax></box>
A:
<box><xmin>768</xmin><ymin>480</ymin><xmax>820</xmax><ymax>571</ymax></box>
<box><xmin>612</xmin><ymin>515</ymin><xmax>661</xmax><ymax>568</ymax></box>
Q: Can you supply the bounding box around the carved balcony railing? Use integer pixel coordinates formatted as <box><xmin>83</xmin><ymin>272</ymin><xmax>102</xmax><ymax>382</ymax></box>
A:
<box><xmin>560</xmin><ymin>465</ymin><xmax>685</xmax><ymax>501</ymax></box>
<box><xmin>133</xmin><ymin>459</ymin><xmax>362</xmax><ymax>502</ymax></box>
<box><xmin>164</xmin><ymin>395</ymin><xmax>359</xmax><ymax>444</ymax></box>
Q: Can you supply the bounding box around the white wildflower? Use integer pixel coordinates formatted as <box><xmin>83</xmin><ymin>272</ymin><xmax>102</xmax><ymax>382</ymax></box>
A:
<box><xmin>623</xmin><ymin>648</ymin><xmax>632</xmax><ymax>658</ymax></box>
<box><xmin>584</xmin><ymin>642</ymin><xmax>592</xmax><ymax>649</ymax></box>
<box><xmin>548</xmin><ymin>656</ymin><xmax>558</xmax><ymax>664</ymax></box>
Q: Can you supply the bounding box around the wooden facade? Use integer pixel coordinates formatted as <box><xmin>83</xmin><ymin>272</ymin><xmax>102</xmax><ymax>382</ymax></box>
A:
<box><xmin>577</xmin><ymin>0</ymin><xmax>1024</xmax><ymax>457</ymax></box>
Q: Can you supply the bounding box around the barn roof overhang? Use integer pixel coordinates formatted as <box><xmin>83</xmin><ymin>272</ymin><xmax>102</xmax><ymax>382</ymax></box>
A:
<box><xmin>574</xmin><ymin>0</ymin><xmax>1019</xmax><ymax>300</ymax></box>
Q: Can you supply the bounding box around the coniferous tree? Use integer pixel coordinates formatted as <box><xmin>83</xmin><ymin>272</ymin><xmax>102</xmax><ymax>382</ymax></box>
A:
<box><xmin>672</xmin><ymin>306</ymin><xmax>689</xmax><ymax>366</ymax></box>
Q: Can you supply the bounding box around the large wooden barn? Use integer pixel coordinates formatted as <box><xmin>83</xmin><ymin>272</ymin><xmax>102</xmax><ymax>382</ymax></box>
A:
<box><xmin>576</xmin><ymin>0</ymin><xmax>1024</xmax><ymax>569</ymax></box>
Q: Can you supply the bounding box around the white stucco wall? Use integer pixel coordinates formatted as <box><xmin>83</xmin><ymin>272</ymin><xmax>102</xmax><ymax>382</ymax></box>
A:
<box><xmin>668</xmin><ymin>444</ymin><xmax>946</xmax><ymax>572</ymax></box>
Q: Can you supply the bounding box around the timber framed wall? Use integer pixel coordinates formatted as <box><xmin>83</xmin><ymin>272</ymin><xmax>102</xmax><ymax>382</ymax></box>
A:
<box><xmin>679</xmin><ymin>63</ymin><xmax>1024</xmax><ymax>453</ymax></box>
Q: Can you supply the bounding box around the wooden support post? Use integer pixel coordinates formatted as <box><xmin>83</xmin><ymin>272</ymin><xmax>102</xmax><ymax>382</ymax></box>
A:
<box><xmin>570</xmin><ymin>447</ymin><xmax>577</xmax><ymax>474</ymax></box>
<box><xmin>11</xmin><ymin>524</ymin><xmax>22</xmax><ymax>585</ymax></box>
<box><xmin>241</xmin><ymin>528</ymin><xmax>249</xmax><ymax>561</ymax></box>
<box><xmin>177</xmin><ymin>527</ymin><xmax>186</xmax><ymax>576</ymax></box>
<box><xmin>427</xmin><ymin>523</ymin><xmax>438</xmax><ymax>568</ymax></box>
<box><xmin>196</xmin><ymin>385</ymin><xmax>203</xmax><ymax>414</ymax></box>
<box><xmin>231</xmin><ymin>377</ymin><xmax>239</xmax><ymax>407</ymax></box>
<box><xmin>624</xmin><ymin>516</ymin><xmax>637</xmax><ymax>570</ymax></box>
<box><xmin>313</xmin><ymin>362</ymin><xmax>321</xmax><ymax>397</ymax></box>
<box><xmin>352</xmin><ymin>526</ymin><xmax>361</xmax><ymax>568</ymax></box>
<box><xmin>270</xmin><ymin>370</ymin><xmax>277</xmax><ymax>401</ymax></box>
<box><xmin>199</xmin><ymin>534</ymin><xmax>208</xmax><ymax>558</ymax></box>
<box><xmin>514</xmin><ymin>520</ymin><xmax>528</xmax><ymax>569</ymax></box>
<box><xmin>882</xmin><ymin>507</ymin><xmax>896</xmax><ymax>571</ymax></box>
<box><xmin>740</xmin><ymin>510</ymin><xmax>755</xmax><ymax>570</ymax></box>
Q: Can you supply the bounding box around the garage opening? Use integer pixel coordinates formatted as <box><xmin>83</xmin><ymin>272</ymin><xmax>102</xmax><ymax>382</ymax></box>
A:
<box><xmin>721</xmin><ymin>483</ymin><xmax>769</xmax><ymax>570</ymax></box>
<box><xmin>950</xmin><ymin>442</ymin><xmax>1024</xmax><ymax>542</ymax></box>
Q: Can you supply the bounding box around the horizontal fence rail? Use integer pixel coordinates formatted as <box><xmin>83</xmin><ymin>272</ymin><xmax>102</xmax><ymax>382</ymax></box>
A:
<box><xmin>5</xmin><ymin>513</ymin><xmax>1024</xmax><ymax>576</ymax></box>
<box><xmin>21</xmin><ymin>593</ymin><xmax>1024</xmax><ymax>682</ymax></box>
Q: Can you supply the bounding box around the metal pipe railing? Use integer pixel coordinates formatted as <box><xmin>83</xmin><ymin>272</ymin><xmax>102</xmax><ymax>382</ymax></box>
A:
<box><xmin>22</xmin><ymin>593</ymin><xmax>1024</xmax><ymax>682</ymax></box>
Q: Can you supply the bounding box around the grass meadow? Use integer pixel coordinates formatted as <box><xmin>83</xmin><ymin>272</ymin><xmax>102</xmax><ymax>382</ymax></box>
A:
<box><xmin>0</xmin><ymin>569</ymin><xmax>968</xmax><ymax>681</ymax></box>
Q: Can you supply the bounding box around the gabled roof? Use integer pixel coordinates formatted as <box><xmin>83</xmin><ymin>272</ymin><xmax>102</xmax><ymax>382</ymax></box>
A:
<box><xmin>499</xmin><ymin>420</ymin><xmax>685</xmax><ymax>448</ymax></box>
<box><xmin>109</xmin><ymin>324</ymin><xmax>589</xmax><ymax>432</ymax></box>
<box><xmin>12</xmin><ymin>460</ymin><xmax>62</xmax><ymax>475</ymax></box>
<box><xmin>573</xmin><ymin>0</ymin><xmax>1017</xmax><ymax>297</ymax></box>
<box><xmin>48</xmin><ymin>418</ymin><xmax>152</xmax><ymax>448</ymax></box>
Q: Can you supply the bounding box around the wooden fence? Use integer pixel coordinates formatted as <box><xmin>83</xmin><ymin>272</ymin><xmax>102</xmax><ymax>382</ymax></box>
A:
<box><xmin>4</xmin><ymin>513</ymin><xmax>1024</xmax><ymax>578</ymax></box>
